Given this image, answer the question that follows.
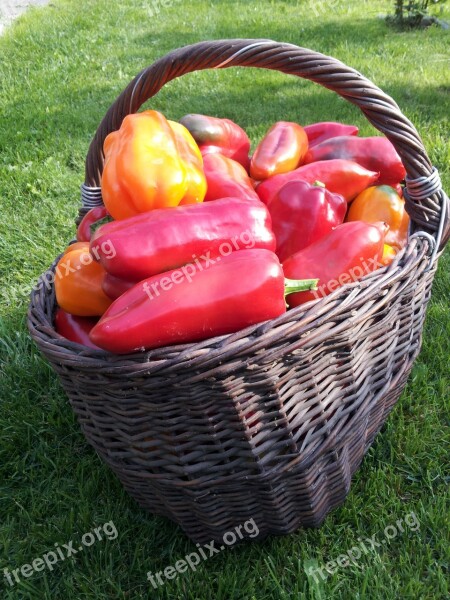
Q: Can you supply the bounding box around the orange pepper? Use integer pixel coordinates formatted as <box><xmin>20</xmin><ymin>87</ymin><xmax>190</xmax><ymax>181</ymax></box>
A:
<box><xmin>168</xmin><ymin>120</ymin><xmax>206</xmax><ymax>206</ymax></box>
<box><xmin>346</xmin><ymin>185</ymin><xmax>409</xmax><ymax>249</ymax></box>
<box><xmin>63</xmin><ymin>241</ymin><xmax>91</xmax><ymax>255</ymax></box>
<box><xmin>55</xmin><ymin>245</ymin><xmax>112</xmax><ymax>316</ymax></box>
<box><xmin>101</xmin><ymin>110</ymin><xmax>206</xmax><ymax>220</ymax></box>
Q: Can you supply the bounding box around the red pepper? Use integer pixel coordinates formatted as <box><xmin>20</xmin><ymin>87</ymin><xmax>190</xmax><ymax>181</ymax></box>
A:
<box><xmin>203</xmin><ymin>154</ymin><xmax>260</xmax><ymax>203</ymax></box>
<box><xmin>304</xmin><ymin>136</ymin><xmax>406</xmax><ymax>186</ymax></box>
<box><xmin>54</xmin><ymin>308</ymin><xmax>100</xmax><ymax>349</ymax></box>
<box><xmin>102</xmin><ymin>273</ymin><xmax>135</xmax><ymax>300</ymax></box>
<box><xmin>250</xmin><ymin>121</ymin><xmax>308</xmax><ymax>180</ymax></box>
<box><xmin>76</xmin><ymin>207</ymin><xmax>109</xmax><ymax>242</ymax></box>
<box><xmin>179</xmin><ymin>114</ymin><xmax>250</xmax><ymax>169</ymax></box>
<box><xmin>268</xmin><ymin>180</ymin><xmax>347</xmax><ymax>261</ymax></box>
<box><xmin>89</xmin><ymin>249</ymin><xmax>317</xmax><ymax>354</ymax></box>
<box><xmin>256</xmin><ymin>159</ymin><xmax>379</xmax><ymax>205</ymax></box>
<box><xmin>91</xmin><ymin>197</ymin><xmax>275</xmax><ymax>281</ymax></box>
<box><xmin>304</xmin><ymin>122</ymin><xmax>359</xmax><ymax>147</ymax></box>
<box><xmin>283</xmin><ymin>221</ymin><xmax>387</xmax><ymax>307</ymax></box>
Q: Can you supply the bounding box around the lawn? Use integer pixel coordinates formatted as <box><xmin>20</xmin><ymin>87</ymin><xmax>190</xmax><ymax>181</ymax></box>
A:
<box><xmin>0</xmin><ymin>0</ymin><xmax>449</xmax><ymax>598</ymax></box>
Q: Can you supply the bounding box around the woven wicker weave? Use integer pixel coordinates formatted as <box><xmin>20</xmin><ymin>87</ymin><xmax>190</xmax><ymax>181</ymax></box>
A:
<box><xmin>28</xmin><ymin>40</ymin><xmax>449</xmax><ymax>543</ymax></box>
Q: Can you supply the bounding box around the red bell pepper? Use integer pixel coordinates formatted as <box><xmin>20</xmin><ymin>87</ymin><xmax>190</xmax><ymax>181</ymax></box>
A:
<box><xmin>102</xmin><ymin>273</ymin><xmax>135</xmax><ymax>300</ymax></box>
<box><xmin>76</xmin><ymin>206</ymin><xmax>109</xmax><ymax>242</ymax></box>
<box><xmin>283</xmin><ymin>221</ymin><xmax>387</xmax><ymax>307</ymax></box>
<box><xmin>91</xmin><ymin>197</ymin><xmax>275</xmax><ymax>281</ymax></box>
<box><xmin>304</xmin><ymin>122</ymin><xmax>359</xmax><ymax>147</ymax></box>
<box><xmin>179</xmin><ymin>114</ymin><xmax>250</xmax><ymax>169</ymax></box>
<box><xmin>256</xmin><ymin>159</ymin><xmax>379</xmax><ymax>205</ymax></box>
<box><xmin>203</xmin><ymin>154</ymin><xmax>260</xmax><ymax>203</ymax></box>
<box><xmin>250</xmin><ymin>121</ymin><xmax>308</xmax><ymax>180</ymax></box>
<box><xmin>268</xmin><ymin>180</ymin><xmax>346</xmax><ymax>261</ymax></box>
<box><xmin>304</xmin><ymin>136</ymin><xmax>406</xmax><ymax>186</ymax></box>
<box><xmin>89</xmin><ymin>249</ymin><xmax>318</xmax><ymax>354</ymax></box>
<box><xmin>54</xmin><ymin>308</ymin><xmax>100</xmax><ymax>349</ymax></box>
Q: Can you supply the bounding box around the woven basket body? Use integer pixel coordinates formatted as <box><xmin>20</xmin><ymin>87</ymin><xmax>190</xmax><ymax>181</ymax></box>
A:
<box><xmin>28</xmin><ymin>40</ymin><xmax>449</xmax><ymax>543</ymax></box>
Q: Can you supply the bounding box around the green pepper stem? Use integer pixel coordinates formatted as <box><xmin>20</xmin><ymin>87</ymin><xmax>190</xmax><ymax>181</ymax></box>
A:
<box><xmin>284</xmin><ymin>278</ymin><xmax>319</xmax><ymax>296</ymax></box>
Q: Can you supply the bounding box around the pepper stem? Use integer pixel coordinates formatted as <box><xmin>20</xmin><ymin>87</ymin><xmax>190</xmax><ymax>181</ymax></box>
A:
<box><xmin>284</xmin><ymin>278</ymin><xmax>319</xmax><ymax>296</ymax></box>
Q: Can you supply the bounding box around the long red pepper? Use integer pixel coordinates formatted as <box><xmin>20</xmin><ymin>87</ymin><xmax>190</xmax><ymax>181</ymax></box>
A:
<box><xmin>304</xmin><ymin>122</ymin><xmax>359</xmax><ymax>147</ymax></box>
<box><xmin>256</xmin><ymin>159</ymin><xmax>379</xmax><ymax>205</ymax></box>
<box><xmin>250</xmin><ymin>121</ymin><xmax>308</xmax><ymax>180</ymax></box>
<box><xmin>304</xmin><ymin>136</ymin><xmax>406</xmax><ymax>185</ymax></box>
<box><xmin>283</xmin><ymin>221</ymin><xmax>387</xmax><ymax>307</ymax></box>
<box><xmin>89</xmin><ymin>249</ymin><xmax>317</xmax><ymax>354</ymax></box>
<box><xmin>90</xmin><ymin>197</ymin><xmax>275</xmax><ymax>281</ymax></box>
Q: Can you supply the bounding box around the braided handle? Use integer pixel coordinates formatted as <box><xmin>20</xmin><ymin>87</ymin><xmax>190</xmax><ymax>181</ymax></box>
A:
<box><xmin>83</xmin><ymin>39</ymin><xmax>449</xmax><ymax>250</ymax></box>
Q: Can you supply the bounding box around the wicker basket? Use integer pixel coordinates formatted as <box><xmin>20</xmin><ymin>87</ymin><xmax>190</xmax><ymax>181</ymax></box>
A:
<box><xmin>28</xmin><ymin>40</ymin><xmax>449</xmax><ymax>544</ymax></box>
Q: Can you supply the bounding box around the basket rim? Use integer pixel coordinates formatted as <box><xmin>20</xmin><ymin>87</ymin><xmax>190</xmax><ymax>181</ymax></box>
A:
<box><xmin>28</xmin><ymin>237</ymin><xmax>435</xmax><ymax>371</ymax></box>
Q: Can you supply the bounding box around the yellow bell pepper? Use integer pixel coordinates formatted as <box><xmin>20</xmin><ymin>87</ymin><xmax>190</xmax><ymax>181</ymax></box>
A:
<box><xmin>55</xmin><ymin>244</ymin><xmax>112</xmax><ymax>316</ymax></box>
<box><xmin>346</xmin><ymin>185</ymin><xmax>409</xmax><ymax>249</ymax></box>
<box><xmin>101</xmin><ymin>110</ymin><xmax>206</xmax><ymax>220</ymax></box>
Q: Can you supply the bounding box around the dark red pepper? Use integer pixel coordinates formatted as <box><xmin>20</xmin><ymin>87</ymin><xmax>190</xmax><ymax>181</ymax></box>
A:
<box><xmin>76</xmin><ymin>206</ymin><xmax>109</xmax><ymax>242</ymax></box>
<box><xmin>304</xmin><ymin>136</ymin><xmax>406</xmax><ymax>186</ymax></box>
<box><xmin>179</xmin><ymin>114</ymin><xmax>251</xmax><ymax>169</ymax></box>
<box><xmin>256</xmin><ymin>159</ymin><xmax>379</xmax><ymax>205</ymax></box>
<box><xmin>91</xmin><ymin>197</ymin><xmax>275</xmax><ymax>281</ymax></box>
<box><xmin>268</xmin><ymin>180</ymin><xmax>347</xmax><ymax>261</ymax></box>
<box><xmin>304</xmin><ymin>122</ymin><xmax>359</xmax><ymax>147</ymax></box>
<box><xmin>54</xmin><ymin>308</ymin><xmax>100</xmax><ymax>349</ymax></box>
<box><xmin>89</xmin><ymin>249</ymin><xmax>317</xmax><ymax>354</ymax></box>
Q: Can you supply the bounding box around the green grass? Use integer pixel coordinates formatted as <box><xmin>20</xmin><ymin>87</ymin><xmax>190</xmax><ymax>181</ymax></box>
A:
<box><xmin>0</xmin><ymin>1</ymin><xmax>449</xmax><ymax>598</ymax></box>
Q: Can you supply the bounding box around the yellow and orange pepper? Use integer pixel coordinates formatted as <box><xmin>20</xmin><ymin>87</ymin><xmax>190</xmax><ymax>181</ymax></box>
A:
<box><xmin>101</xmin><ymin>110</ymin><xmax>206</xmax><ymax>220</ymax></box>
<box><xmin>346</xmin><ymin>185</ymin><xmax>409</xmax><ymax>249</ymax></box>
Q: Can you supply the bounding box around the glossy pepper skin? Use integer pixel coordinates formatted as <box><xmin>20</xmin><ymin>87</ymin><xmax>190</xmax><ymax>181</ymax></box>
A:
<box><xmin>91</xmin><ymin>197</ymin><xmax>275</xmax><ymax>281</ymax></box>
<box><xmin>304</xmin><ymin>122</ymin><xmax>359</xmax><ymax>147</ymax></box>
<box><xmin>101</xmin><ymin>110</ymin><xmax>206</xmax><ymax>220</ymax></box>
<box><xmin>202</xmin><ymin>154</ymin><xmax>260</xmax><ymax>203</ymax></box>
<box><xmin>304</xmin><ymin>136</ymin><xmax>406</xmax><ymax>186</ymax></box>
<box><xmin>102</xmin><ymin>273</ymin><xmax>135</xmax><ymax>300</ymax></box>
<box><xmin>179</xmin><ymin>114</ymin><xmax>251</xmax><ymax>169</ymax></box>
<box><xmin>268</xmin><ymin>180</ymin><xmax>347</xmax><ymax>262</ymax></box>
<box><xmin>54</xmin><ymin>308</ymin><xmax>100</xmax><ymax>349</ymax></box>
<box><xmin>380</xmin><ymin>244</ymin><xmax>397</xmax><ymax>267</ymax></box>
<box><xmin>54</xmin><ymin>245</ymin><xmax>112</xmax><ymax>316</ymax></box>
<box><xmin>250</xmin><ymin>121</ymin><xmax>308</xmax><ymax>180</ymax></box>
<box><xmin>89</xmin><ymin>249</ymin><xmax>317</xmax><ymax>354</ymax></box>
<box><xmin>77</xmin><ymin>207</ymin><xmax>109</xmax><ymax>242</ymax></box>
<box><xmin>168</xmin><ymin>120</ymin><xmax>207</xmax><ymax>206</ymax></box>
<box><xmin>283</xmin><ymin>221</ymin><xmax>386</xmax><ymax>307</ymax></box>
<box><xmin>256</xmin><ymin>159</ymin><xmax>379</xmax><ymax>205</ymax></box>
<box><xmin>346</xmin><ymin>185</ymin><xmax>409</xmax><ymax>250</ymax></box>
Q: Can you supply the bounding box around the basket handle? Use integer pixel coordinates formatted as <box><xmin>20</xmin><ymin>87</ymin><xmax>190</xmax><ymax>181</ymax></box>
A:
<box><xmin>83</xmin><ymin>39</ymin><xmax>449</xmax><ymax>252</ymax></box>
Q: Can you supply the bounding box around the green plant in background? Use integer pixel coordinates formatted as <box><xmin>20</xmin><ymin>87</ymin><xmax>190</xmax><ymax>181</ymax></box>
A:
<box><xmin>390</xmin><ymin>0</ymin><xmax>448</xmax><ymax>27</ymax></box>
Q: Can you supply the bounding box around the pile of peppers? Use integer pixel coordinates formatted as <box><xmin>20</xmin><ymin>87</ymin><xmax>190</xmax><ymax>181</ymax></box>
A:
<box><xmin>54</xmin><ymin>110</ymin><xmax>409</xmax><ymax>354</ymax></box>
